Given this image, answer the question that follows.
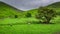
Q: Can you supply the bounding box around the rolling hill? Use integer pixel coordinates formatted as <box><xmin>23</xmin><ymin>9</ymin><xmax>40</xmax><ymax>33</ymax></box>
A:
<box><xmin>27</xmin><ymin>2</ymin><xmax>60</xmax><ymax>15</ymax></box>
<box><xmin>0</xmin><ymin>1</ymin><xmax>25</xmax><ymax>18</ymax></box>
<box><xmin>47</xmin><ymin>2</ymin><xmax>60</xmax><ymax>8</ymax></box>
<box><xmin>47</xmin><ymin>2</ymin><xmax>60</xmax><ymax>12</ymax></box>
<box><xmin>0</xmin><ymin>1</ymin><xmax>60</xmax><ymax>18</ymax></box>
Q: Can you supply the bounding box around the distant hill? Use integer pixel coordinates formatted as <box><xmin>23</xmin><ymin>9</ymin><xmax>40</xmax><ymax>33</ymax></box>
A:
<box><xmin>46</xmin><ymin>2</ymin><xmax>60</xmax><ymax>13</ymax></box>
<box><xmin>0</xmin><ymin>1</ymin><xmax>24</xmax><ymax>18</ymax></box>
<box><xmin>27</xmin><ymin>2</ymin><xmax>60</xmax><ymax>14</ymax></box>
<box><xmin>0</xmin><ymin>1</ymin><xmax>60</xmax><ymax>18</ymax></box>
<box><xmin>47</xmin><ymin>2</ymin><xmax>60</xmax><ymax>8</ymax></box>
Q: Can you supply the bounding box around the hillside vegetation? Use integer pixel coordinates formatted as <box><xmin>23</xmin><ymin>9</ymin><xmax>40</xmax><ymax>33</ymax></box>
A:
<box><xmin>46</xmin><ymin>2</ymin><xmax>60</xmax><ymax>12</ymax></box>
<box><xmin>27</xmin><ymin>2</ymin><xmax>60</xmax><ymax>15</ymax></box>
<box><xmin>0</xmin><ymin>1</ymin><xmax>25</xmax><ymax>18</ymax></box>
<box><xmin>0</xmin><ymin>1</ymin><xmax>60</xmax><ymax>18</ymax></box>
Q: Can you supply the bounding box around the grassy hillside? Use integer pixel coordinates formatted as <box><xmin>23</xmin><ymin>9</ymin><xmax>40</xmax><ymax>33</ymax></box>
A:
<box><xmin>28</xmin><ymin>2</ymin><xmax>60</xmax><ymax>12</ymax></box>
<box><xmin>47</xmin><ymin>2</ymin><xmax>60</xmax><ymax>8</ymax></box>
<box><xmin>26</xmin><ymin>9</ymin><xmax>38</xmax><ymax>17</ymax></box>
<box><xmin>47</xmin><ymin>2</ymin><xmax>60</xmax><ymax>12</ymax></box>
<box><xmin>0</xmin><ymin>1</ymin><xmax>25</xmax><ymax>18</ymax></box>
<box><xmin>0</xmin><ymin>1</ymin><xmax>60</xmax><ymax>18</ymax></box>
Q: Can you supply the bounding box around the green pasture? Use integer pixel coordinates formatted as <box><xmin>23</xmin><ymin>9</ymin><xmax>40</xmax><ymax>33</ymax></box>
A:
<box><xmin>0</xmin><ymin>16</ymin><xmax>60</xmax><ymax>34</ymax></box>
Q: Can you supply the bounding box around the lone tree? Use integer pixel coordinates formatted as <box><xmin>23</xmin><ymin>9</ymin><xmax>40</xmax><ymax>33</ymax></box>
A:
<box><xmin>36</xmin><ymin>7</ymin><xmax>56</xmax><ymax>24</ymax></box>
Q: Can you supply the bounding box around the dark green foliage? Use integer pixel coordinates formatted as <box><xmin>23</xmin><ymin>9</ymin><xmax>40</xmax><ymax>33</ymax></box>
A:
<box><xmin>15</xmin><ymin>15</ymin><xmax>18</xmax><ymax>18</ymax></box>
<box><xmin>36</xmin><ymin>7</ymin><xmax>56</xmax><ymax>24</ymax></box>
<box><xmin>26</xmin><ymin>13</ymin><xmax>31</xmax><ymax>17</ymax></box>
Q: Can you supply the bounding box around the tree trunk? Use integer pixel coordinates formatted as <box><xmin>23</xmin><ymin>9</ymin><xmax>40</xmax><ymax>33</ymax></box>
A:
<box><xmin>43</xmin><ymin>17</ymin><xmax>51</xmax><ymax>24</ymax></box>
<box><xmin>44</xmin><ymin>16</ymin><xmax>51</xmax><ymax>24</ymax></box>
<box><xmin>46</xmin><ymin>18</ymin><xmax>51</xmax><ymax>24</ymax></box>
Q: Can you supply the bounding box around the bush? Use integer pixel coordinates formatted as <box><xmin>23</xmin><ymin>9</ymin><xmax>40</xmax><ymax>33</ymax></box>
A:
<box><xmin>15</xmin><ymin>15</ymin><xmax>18</xmax><ymax>18</ymax></box>
<box><xmin>26</xmin><ymin>13</ymin><xmax>31</xmax><ymax>17</ymax></box>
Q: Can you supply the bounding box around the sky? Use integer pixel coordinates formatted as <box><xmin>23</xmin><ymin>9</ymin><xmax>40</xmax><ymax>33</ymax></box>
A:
<box><xmin>0</xmin><ymin>0</ymin><xmax>60</xmax><ymax>11</ymax></box>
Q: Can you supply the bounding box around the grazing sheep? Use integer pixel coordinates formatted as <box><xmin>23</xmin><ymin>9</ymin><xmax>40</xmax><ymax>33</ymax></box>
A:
<box><xmin>28</xmin><ymin>23</ymin><xmax>31</xmax><ymax>24</ymax></box>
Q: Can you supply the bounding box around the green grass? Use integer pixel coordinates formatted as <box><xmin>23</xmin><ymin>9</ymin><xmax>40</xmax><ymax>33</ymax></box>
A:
<box><xmin>0</xmin><ymin>16</ymin><xmax>60</xmax><ymax>24</ymax></box>
<box><xmin>0</xmin><ymin>18</ymin><xmax>38</xmax><ymax>24</ymax></box>
<box><xmin>0</xmin><ymin>16</ymin><xmax>60</xmax><ymax>34</ymax></box>
<box><xmin>0</xmin><ymin>24</ymin><xmax>60</xmax><ymax>34</ymax></box>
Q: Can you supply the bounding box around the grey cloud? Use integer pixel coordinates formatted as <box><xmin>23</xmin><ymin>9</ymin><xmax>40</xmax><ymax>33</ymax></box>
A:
<box><xmin>1</xmin><ymin>0</ymin><xmax>60</xmax><ymax>10</ymax></box>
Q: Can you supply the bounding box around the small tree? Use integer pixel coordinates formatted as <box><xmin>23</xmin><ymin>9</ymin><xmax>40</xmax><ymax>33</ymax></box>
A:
<box><xmin>26</xmin><ymin>13</ymin><xmax>31</xmax><ymax>17</ymax></box>
<box><xmin>15</xmin><ymin>15</ymin><xmax>18</xmax><ymax>18</ymax></box>
<box><xmin>36</xmin><ymin>7</ymin><xmax>56</xmax><ymax>24</ymax></box>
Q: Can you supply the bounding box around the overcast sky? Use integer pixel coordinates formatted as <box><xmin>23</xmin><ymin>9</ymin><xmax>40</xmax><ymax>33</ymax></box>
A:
<box><xmin>0</xmin><ymin>0</ymin><xmax>60</xmax><ymax>10</ymax></box>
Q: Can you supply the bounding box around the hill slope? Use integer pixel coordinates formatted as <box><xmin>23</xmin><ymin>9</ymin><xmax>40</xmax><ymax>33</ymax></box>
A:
<box><xmin>27</xmin><ymin>2</ymin><xmax>60</xmax><ymax>15</ymax></box>
<box><xmin>47</xmin><ymin>2</ymin><xmax>60</xmax><ymax>8</ymax></box>
<box><xmin>1</xmin><ymin>1</ymin><xmax>59</xmax><ymax>18</ymax></box>
<box><xmin>0</xmin><ymin>1</ymin><xmax>24</xmax><ymax>18</ymax></box>
<box><xmin>46</xmin><ymin>2</ymin><xmax>60</xmax><ymax>12</ymax></box>
<box><xmin>26</xmin><ymin>9</ymin><xmax>38</xmax><ymax>17</ymax></box>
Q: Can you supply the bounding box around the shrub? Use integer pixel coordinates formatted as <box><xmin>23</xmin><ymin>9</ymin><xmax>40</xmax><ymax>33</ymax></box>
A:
<box><xmin>15</xmin><ymin>15</ymin><xmax>18</xmax><ymax>18</ymax></box>
<box><xmin>26</xmin><ymin>13</ymin><xmax>31</xmax><ymax>17</ymax></box>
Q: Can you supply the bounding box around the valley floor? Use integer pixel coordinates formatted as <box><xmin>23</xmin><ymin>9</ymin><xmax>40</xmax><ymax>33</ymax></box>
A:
<box><xmin>0</xmin><ymin>16</ymin><xmax>60</xmax><ymax>34</ymax></box>
<box><xmin>0</xmin><ymin>24</ymin><xmax>60</xmax><ymax>34</ymax></box>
